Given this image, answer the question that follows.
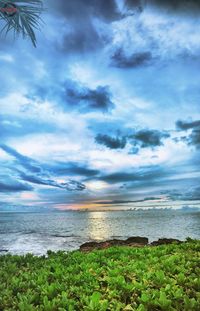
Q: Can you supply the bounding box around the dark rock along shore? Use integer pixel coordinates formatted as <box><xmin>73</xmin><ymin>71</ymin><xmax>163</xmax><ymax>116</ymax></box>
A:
<box><xmin>0</xmin><ymin>237</ymin><xmax>183</xmax><ymax>254</ymax></box>
<box><xmin>79</xmin><ymin>237</ymin><xmax>183</xmax><ymax>252</ymax></box>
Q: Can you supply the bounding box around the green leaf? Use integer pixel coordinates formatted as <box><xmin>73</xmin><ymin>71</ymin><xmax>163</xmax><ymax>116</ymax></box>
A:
<box><xmin>123</xmin><ymin>304</ymin><xmax>134</xmax><ymax>310</ymax></box>
<box><xmin>0</xmin><ymin>0</ymin><xmax>44</xmax><ymax>47</ymax></box>
<box><xmin>89</xmin><ymin>292</ymin><xmax>101</xmax><ymax>309</ymax></box>
<box><xmin>158</xmin><ymin>291</ymin><xmax>171</xmax><ymax>308</ymax></box>
<box><xmin>140</xmin><ymin>293</ymin><xmax>149</xmax><ymax>303</ymax></box>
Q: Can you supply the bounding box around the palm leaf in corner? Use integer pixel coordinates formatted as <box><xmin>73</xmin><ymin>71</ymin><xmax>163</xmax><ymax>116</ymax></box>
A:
<box><xmin>0</xmin><ymin>0</ymin><xmax>44</xmax><ymax>47</ymax></box>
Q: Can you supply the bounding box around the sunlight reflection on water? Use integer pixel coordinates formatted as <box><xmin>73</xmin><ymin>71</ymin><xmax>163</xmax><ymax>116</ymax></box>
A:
<box><xmin>0</xmin><ymin>209</ymin><xmax>199</xmax><ymax>255</ymax></box>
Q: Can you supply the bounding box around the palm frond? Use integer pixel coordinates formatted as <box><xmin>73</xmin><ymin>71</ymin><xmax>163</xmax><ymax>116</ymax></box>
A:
<box><xmin>0</xmin><ymin>0</ymin><xmax>44</xmax><ymax>47</ymax></box>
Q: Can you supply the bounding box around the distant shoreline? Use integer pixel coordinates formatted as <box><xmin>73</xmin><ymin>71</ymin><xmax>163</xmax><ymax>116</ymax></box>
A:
<box><xmin>0</xmin><ymin>206</ymin><xmax>200</xmax><ymax>213</ymax></box>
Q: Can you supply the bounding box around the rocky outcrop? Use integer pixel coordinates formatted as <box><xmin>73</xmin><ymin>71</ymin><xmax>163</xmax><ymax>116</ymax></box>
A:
<box><xmin>150</xmin><ymin>238</ymin><xmax>183</xmax><ymax>246</ymax></box>
<box><xmin>79</xmin><ymin>236</ymin><xmax>183</xmax><ymax>252</ymax></box>
<box><xmin>125</xmin><ymin>236</ymin><xmax>148</xmax><ymax>244</ymax></box>
<box><xmin>80</xmin><ymin>236</ymin><xmax>148</xmax><ymax>252</ymax></box>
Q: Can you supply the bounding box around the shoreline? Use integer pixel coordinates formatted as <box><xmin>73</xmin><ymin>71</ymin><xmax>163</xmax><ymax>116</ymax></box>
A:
<box><xmin>1</xmin><ymin>236</ymin><xmax>197</xmax><ymax>256</ymax></box>
<box><xmin>79</xmin><ymin>236</ymin><xmax>184</xmax><ymax>252</ymax></box>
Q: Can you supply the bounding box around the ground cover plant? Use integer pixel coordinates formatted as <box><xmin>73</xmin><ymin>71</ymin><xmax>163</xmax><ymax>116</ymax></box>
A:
<box><xmin>0</xmin><ymin>239</ymin><xmax>199</xmax><ymax>310</ymax></box>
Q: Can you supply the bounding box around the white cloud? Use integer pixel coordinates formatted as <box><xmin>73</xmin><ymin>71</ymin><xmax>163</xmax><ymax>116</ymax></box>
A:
<box><xmin>110</xmin><ymin>8</ymin><xmax>200</xmax><ymax>59</ymax></box>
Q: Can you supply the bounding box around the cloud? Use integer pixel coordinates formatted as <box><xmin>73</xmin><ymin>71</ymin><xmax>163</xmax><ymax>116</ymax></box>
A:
<box><xmin>59</xmin><ymin>20</ymin><xmax>103</xmax><ymax>53</ymax></box>
<box><xmin>0</xmin><ymin>144</ymin><xmax>87</xmax><ymax>191</ymax></box>
<box><xmin>176</xmin><ymin>119</ymin><xmax>200</xmax><ymax>130</ymax></box>
<box><xmin>185</xmin><ymin>186</ymin><xmax>200</xmax><ymax>201</ymax></box>
<box><xmin>0</xmin><ymin>144</ymin><xmax>41</xmax><ymax>173</ymax></box>
<box><xmin>1</xmin><ymin>0</ymin><xmax>200</xmax><ymax>208</ymax></box>
<box><xmin>112</xmin><ymin>2</ymin><xmax>200</xmax><ymax>69</ymax></box>
<box><xmin>100</xmin><ymin>171</ymin><xmax>135</xmax><ymax>183</ymax></box>
<box><xmin>18</xmin><ymin>171</ymin><xmax>57</xmax><ymax>187</ymax></box>
<box><xmin>49</xmin><ymin>0</ymin><xmax>121</xmax><ymax>53</ymax></box>
<box><xmin>47</xmin><ymin>162</ymin><xmax>100</xmax><ymax>177</ymax></box>
<box><xmin>162</xmin><ymin>186</ymin><xmax>200</xmax><ymax>201</ymax></box>
<box><xmin>125</xmin><ymin>0</ymin><xmax>143</xmax><ymax>12</ymax></box>
<box><xmin>111</xmin><ymin>49</ymin><xmax>153</xmax><ymax>68</ymax></box>
<box><xmin>64</xmin><ymin>82</ymin><xmax>114</xmax><ymax>112</ymax></box>
<box><xmin>176</xmin><ymin>119</ymin><xmax>200</xmax><ymax>148</ymax></box>
<box><xmin>130</xmin><ymin>129</ymin><xmax>170</xmax><ymax>148</ymax></box>
<box><xmin>0</xmin><ymin>115</ymin><xmax>56</xmax><ymax>140</ymax></box>
<box><xmin>93</xmin><ymin>197</ymin><xmax>162</xmax><ymax>205</ymax></box>
<box><xmin>0</xmin><ymin>180</ymin><xmax>33</xmax><ymax>192</ymax></box>
<box><xmin>18</xmin><ymin>171</ymin><xmax>86</xmax><ymax>191</ymax></box>
<box><xmin>125</xmin><ymin>0</ymin><xmax>200</xmax><ymax>13</ymax></box>
<box><xmin>29</xmin><ymin>81</ymin><xmax>115</xmax><ymax>113</ymax></box>
<box><xmin>150</xmin><ymin>0</ymin><xmax>200</xmax><ymax>13</ymax></box>
<box><xmin>28</xmin><ymin>80</ymin><xmax>115</xmax><ymax>113</ymax></box>
<box><xmin>95</xmin><ymin>134</ymin><xmax>127</xmax><ymax>149</ymax></box>
<box><xmin>60</xmin><ymin>180</ymin><xmax>86</xmax><ymax>191</ymax></box>
<box><xmin>186</xmin><ymin>129</ymin><xmax>200</xmax><ymax>148</ymax></box>
<box><xmin>94</xmin><ymin>129</ymin><xmax>169</xmax><ymax>152</ymax></box>
<box><xmin>51</xmin><ymin>0</ymin><xmax>121</xmax><ymax>22</ymax></box>
<box><xmin>99</xmin><ymin>165</ymin><xmax>167</xmax><ymax>184</ymax></box>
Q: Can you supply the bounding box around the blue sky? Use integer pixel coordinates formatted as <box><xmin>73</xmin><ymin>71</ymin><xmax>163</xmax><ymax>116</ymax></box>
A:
<box><xmin>0</xmin><ymin>0</ymin><xmax>200</xmax><ymax>210</ymax></box>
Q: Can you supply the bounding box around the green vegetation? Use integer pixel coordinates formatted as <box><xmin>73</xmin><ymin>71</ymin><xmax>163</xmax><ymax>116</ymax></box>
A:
<box><xmin>0</xmin><ymin>240</ymin><xmax>199</xmax><ymax>310</ymax></box>
<box><xmin>0</xmin><ymin>0</ymin><xmax>43</xmax><ymax>47</ymax></box>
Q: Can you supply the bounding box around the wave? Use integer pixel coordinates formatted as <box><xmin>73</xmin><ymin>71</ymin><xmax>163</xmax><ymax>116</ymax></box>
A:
<box><xmin>50</xmin><ymin>234</ymin><xmax>81</xmax><ymax>238</ymax></box>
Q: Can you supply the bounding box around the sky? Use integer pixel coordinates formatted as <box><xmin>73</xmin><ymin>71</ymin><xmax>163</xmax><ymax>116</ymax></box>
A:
<box><xmin>0</xmin><ymin>0</ymin><xmax>200</xmax><ymax>211</ymax></box>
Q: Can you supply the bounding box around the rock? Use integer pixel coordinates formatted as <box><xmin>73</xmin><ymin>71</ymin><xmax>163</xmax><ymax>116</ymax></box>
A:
<box><xmin>151</xmin><ymin>238</ymin><xmax>182</xmax><ymax>246</ymax></box>
<box><xmin>79</xmin><ymin>237</ymin><xmax>183</xmax><ymax>252</ymax></box>
<box><xmin>106</xmin><ymin>239</ymin><xmax>125</xmax><ymax>246</ymax></box>
<box><xmin>80</xmin><ymin>236</ymin><xmax>148</xmax><ymax>251</ymax></box>
<box><xmin>80</xmin><ymin>240</ymin><xmax>121</xmax><ymax>252</ymax></box>
<box><xmin>79</xmin><ymin>241</ymin><xmax>100</xmax><ymax>250</ymax></box>
<box><xmin>125</xmin><ymin>236</ymin><xmax>148</xmax><ymax>245</ymax></box>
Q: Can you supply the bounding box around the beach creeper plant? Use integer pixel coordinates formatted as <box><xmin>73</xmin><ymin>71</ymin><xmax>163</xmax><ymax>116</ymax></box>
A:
<box><xmin>0</xmin><ymin>0</ymin><xmax>43</xmax><ymax>47</ymax></box>
<box><xmin>0</xmin><ymin>239</ymin><xmax>200</xmax><ymax>310</ymax></box>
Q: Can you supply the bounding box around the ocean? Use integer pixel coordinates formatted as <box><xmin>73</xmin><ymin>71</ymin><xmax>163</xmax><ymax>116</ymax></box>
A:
<box><xmin>0</xmin><ymin>209</ymin><xmax>200</xmax><ymax>255</ymax></box>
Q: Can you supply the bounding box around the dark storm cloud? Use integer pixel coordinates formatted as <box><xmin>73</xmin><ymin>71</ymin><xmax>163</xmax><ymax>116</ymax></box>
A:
<box><xmin>99</xmin><ymin>165</ymin><xmax>168</xmax><ymax>184</ymax></box>
<box><xmin>186</xmin><ymin>129</ymin><xmax>200</xmax><ymax>148</ymax></box>
<box><xmin>0</xmin><ymin>180</ymin><xmax>33</xmax><ymax>192</ymax></box>
<box><xmin>51</xmin><ymin>0</ymin><xmax>121</xmax><ymax>22</ymax></box>
<box><xmin>46</xmin><ymin>162</ymin><xmax>100</xmax><ymax>177</ymax></box>
<box><xmin>0</xmin><ymin>144</ymin><xmax>41</xmax><ymax>173</ymax></box>
<box><xmin>111</xmin><ymin>49</ymin><xmax>153</xmax><ymax>68</ymax></box>
<box><xmin>28</xmin><ymin>80</ymin><xmax>115</xmax><ymax>113</ymax></box>
<box><xmin>18</xmin><ymin>171</ymin><xmax>57</xmax><ymax>187</ymax></box>
<box><xmin>49</xmin><ymin>0</ymin><xmax>121</xmax><ymax>53</ymax></box>
<box><xmin>99</xmin><ymin>162</ymin><xmax>200</xmax><ymax>193</ymax></box>
<box><xmin>60</xmin><ymin>20</ymin><xmax>103</xmax><ymax>53</ymax></box>
<box><xmin>95</xmin><ymin>134</ymin><xmax>127</xmax><ymax>149</ymax></box>
<box><xmin>60</xmin><ymin>180</ymin><xmax>86</xmax><ymax>191</ymax></box>
<box><xmin>0</xmin><ymin>144</ymin><xmax>87</xmax><ymax>191</ymax></box>
<box><xmin>19</xmin><ymin>171</ymin><xmax>86</xmax><ymax>191</ymax></box>
<box><xmin>162</xmin><ymin>186</ymin><xmax>200</xmax><ymax>201</ymax></box>
<box><xmin>186</xmin><ymin>186</ymin><xmax>200</xmax><ymax>201</ymax></box>
<box><xmin>176</xmin><ymin>119</ymin><xmax>200</xmax><ymax>130</ymax></box>
<box><xmin>149</xmin><ymin>0</ymin><xmax>200</xmax><ymax>12</ymax></box>
<box><xmin>93</xmin><ymin>197</ymin><xmax>162</xmax><ymax>205</ymax></box>
<box><xmin>65</xmin><ymin>82</ymin><xmax>114</xmax><ymax>112</ymax></box>
<box><xmin>94</xmin><ymin>129</ymin><xmax>169</xmax><ymax>152</ymax></box>
<box><xmin>125</xmin><ymin>0</ymin><xmax>143</xmax><ymax>12</ymax></box>
<box><xmin>130</xmin><ymin>129</ymin><xmax>170</xmax><ymax>148</ymax></box>
<box><xmin>125</xmin><ymin>0</ymin><xmax>200</xmax><ymax>13</ymax></box>
<box><xmin>176</xmin><ymin>119</ymin><xmax>200</xmax><ymax>148</ymax></box>
<box><xmin>101</xmin><ymin>172</ymin><xmax>136</xmax><ymax>183</ymax></box>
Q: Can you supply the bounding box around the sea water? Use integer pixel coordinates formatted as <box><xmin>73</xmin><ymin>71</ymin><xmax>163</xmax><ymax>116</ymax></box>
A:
<box><xmin>0</xmin><ymin>209</ymin><xmax>199</xmax><ymax>255</ymax></box>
